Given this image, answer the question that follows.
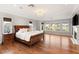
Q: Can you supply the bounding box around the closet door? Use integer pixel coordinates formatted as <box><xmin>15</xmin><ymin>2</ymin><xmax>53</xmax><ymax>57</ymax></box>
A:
<box><xmin>0</xmin><ymin>19</ymin><xmax>2</xmax><ymax>44</ymax></box>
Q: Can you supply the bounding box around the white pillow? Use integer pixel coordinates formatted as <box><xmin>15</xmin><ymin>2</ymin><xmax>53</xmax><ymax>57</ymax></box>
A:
<box><xmin>23</xmin><ymin>28</ymin><xmax>28</xmax><ymax>31</ymax></box>
<box><xmin>18</xmin><ymin>28</ymin><xmax>28</xmax><ymax>33</ymax></box>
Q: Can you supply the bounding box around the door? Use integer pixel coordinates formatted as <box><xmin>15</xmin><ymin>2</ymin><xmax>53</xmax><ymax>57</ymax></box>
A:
<box><xmin>0</xmin><ymin>19</ymin><xmax>2</xmax><ymax>44</ymax></box>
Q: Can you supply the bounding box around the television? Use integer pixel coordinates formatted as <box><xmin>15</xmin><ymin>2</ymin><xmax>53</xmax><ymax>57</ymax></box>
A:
<box><xmin>72</xmin><ymin>14</ymin><xmax>79</xmax><ymax>26</ymax></box>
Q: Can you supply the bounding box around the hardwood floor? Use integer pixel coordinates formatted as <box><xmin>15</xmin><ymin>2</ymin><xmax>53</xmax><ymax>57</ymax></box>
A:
<box><xmin>0</xmin><ymin>34</ymin><xmax>79</xmax><ymax>54</ymax></box>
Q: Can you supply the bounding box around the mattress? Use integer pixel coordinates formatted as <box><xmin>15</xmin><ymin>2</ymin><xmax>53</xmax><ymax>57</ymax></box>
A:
<box><xmin>16</xmin><ymin>31</ymin><xmax>43</xmax><ymax>41</ymax></box>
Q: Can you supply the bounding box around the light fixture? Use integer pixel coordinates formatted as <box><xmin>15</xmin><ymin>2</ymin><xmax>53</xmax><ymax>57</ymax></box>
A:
<box><xmin>28</xmin><ymin>4</ymin><xmax>35</xmax><ymax>7</ymax></box>
<box><xmin>35</xmin><ymin>8</ymin><xmax>46</xmax><ymax>16</ymax></box>
<box><xmin>29</xmin><ymin>21</ymin><xmax>32</xmax><ymax>24</ymax></box>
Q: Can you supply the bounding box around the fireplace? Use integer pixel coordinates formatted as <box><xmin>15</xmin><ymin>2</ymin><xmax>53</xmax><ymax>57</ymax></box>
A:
<box><xmin>72</xmin><ymin>26</ymin><xmax>79</xmax><ymax>45</ymax></box>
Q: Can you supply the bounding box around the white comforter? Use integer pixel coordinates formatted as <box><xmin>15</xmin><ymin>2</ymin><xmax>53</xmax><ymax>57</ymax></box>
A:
<box><xmin>16</xmin><ymin>31</ymin><xmax>43</xmax><ymax>41</ymax></box>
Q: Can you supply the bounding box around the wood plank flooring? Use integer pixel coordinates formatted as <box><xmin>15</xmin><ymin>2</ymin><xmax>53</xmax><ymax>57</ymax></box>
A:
<box><xmin>0</xmin><ymin>34</ymin><xmax>79</xmax><ymax>54</ymax></box>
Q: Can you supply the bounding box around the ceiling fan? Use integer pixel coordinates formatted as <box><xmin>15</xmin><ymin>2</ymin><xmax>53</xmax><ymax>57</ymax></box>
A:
<box><xmin>28</xmin><ymin>4</ymin><xmax>35</xmax><ymax>7</ymax></box>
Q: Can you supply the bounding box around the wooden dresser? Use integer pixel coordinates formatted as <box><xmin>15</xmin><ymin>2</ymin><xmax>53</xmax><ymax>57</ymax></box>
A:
<box><xmin>3</xmin><ymin>33</ymin><xmax>14</xmax><ymax>44</ymax></box>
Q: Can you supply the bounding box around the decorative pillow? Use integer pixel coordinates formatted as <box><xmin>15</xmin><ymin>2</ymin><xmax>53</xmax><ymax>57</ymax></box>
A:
<box><xmin>23</xmin><ymin>28</ymin><xmax>28</xmax><ymax>32</ymax></box>
<box><xmin>18</xmin><ymin>28</ymin><xmax>28</xmax><ymax>33</ymax></box>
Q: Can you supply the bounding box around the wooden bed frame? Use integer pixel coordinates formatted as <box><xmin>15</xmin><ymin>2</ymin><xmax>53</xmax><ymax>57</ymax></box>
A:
<box><xmin>14</xmin><ymin>25</ymin><xmax>44</xmax><ymax>46</ymax></box>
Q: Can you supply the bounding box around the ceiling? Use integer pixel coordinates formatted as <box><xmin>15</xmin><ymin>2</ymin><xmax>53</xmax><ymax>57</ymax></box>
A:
<box><xmin>0</xmin><ymin>4</ymin><xmax>79</xmax><ymax>21</ymax></box>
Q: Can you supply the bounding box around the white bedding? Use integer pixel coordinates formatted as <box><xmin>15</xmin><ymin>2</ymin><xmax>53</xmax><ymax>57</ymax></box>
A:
<box><xmin>16</xmin><ymin>31</ymin><xmax>43</xmax><ymax>41</ymax></box>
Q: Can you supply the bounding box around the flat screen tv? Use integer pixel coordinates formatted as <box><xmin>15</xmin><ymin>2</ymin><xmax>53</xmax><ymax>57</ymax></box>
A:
<box><xmin>72</xmin><ymin>14</ymin><xmax>79</xmax><ymax>26</ymax></box>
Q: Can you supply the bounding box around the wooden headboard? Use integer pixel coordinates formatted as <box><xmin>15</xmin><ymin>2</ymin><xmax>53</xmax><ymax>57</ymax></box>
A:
<box><xmin>14</xmin><ymin>25</ymin><xmax>29</xmax><ymax>32</ymax></box>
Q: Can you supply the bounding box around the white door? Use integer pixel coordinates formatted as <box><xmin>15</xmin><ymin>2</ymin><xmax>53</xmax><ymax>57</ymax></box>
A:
<box><xmin>0</xmin><ymin>19</ymin><xmax>2</xmax><ymax>44</ymax></box>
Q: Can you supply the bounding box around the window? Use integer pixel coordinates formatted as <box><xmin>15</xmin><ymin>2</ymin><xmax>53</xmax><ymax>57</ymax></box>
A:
<box><xmin>44</xmin><ymin>24</ymin><xmax>51</xmax><ymax>31</ymax></box>
<box><xmin>44</xmin><ymin>23</ymin><xmax>61</xmax><ymax>31</ymax></box>
<box><xmin>51</xmin><ymin>24</ymin><xmax>61</xmax><ymax>31</ymax></box>
<box><xmin>3</xmin><ymin>21</ymin><xmax>12</xmax><ymax>34</ymax></box>
<box><xmin>44</xmin><ymin>23</ymin><xmax>69</xmax><ymax>32</ymax></box>
<box><xmin>62</xmin><ymin>24</ymin><xmax>69</xmax><ymax>32</ymax></box>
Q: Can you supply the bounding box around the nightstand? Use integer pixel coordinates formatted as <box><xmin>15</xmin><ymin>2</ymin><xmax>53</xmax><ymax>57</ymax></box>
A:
<box><xmin>3</xmin><ymin>33</ymin><xmax>14</xmax><ymax>44</ymax></box>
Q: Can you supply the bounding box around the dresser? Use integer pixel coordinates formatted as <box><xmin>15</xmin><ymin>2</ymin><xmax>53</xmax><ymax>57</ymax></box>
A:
<box><xmin>3</xmin><ymin>33</ymin><xmax>14</xmax><ymax>44</ymax></box>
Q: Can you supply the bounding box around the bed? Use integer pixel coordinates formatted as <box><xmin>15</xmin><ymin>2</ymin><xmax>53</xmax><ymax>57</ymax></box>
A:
<box><xmin>14</xmin><ymin>25</ymin><xmax>44</xmax><ymax>46</ymax></box>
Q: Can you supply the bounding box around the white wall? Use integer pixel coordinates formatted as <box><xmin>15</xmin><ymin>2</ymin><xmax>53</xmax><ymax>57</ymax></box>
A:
<box><xmin>12</xmin><ymin>16</ymin><xmax>29</xmax><ymax>25</ymax></box>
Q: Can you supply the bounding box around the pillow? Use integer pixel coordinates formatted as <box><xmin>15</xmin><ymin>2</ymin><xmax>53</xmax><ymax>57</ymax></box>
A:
<box><xmin>23</xmin><ymin>28</ymin><xmax>28</xmax><ymax>32</ymax></box>
<box><xmin>18</xmin><ymin>28</ymin><xmax>28</xmax><ymax>33</ymax></box>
